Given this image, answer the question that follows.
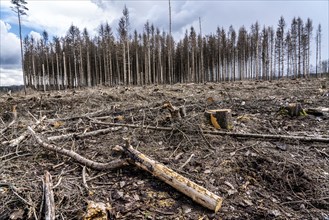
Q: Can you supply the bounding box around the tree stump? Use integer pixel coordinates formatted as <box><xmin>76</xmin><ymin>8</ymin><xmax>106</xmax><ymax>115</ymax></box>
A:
<box><xmin>285</xmin><ymin>103</ymin><xmax>307</xmax><ymax>116</ymax></box>
<box><xmin>205</xmin><ymin>109</ymin><xmax>233</xmax><ymax>130</ymax></box>
<box><xmin>163</xmin><ymin>101</ymin><xmax>186</xmax><ymax>120</ymax></box>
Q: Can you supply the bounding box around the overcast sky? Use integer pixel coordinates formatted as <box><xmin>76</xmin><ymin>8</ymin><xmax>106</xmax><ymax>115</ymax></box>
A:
<box><xmin>0</xmin><ymin>0</ymin><xmax>328</xmax><ymax>86</ymax></box>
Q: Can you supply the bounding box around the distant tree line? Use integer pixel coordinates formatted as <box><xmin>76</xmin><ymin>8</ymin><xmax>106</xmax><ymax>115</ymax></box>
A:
<box><xmin>22</xmin><ymin>7</ymin><xmax>325</xmax><ymax>90</ymax></box>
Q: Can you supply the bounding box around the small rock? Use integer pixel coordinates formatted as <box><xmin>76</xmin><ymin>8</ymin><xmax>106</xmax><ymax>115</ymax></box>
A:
<box><xmin>133</xmin><ymin>194</ymin><xmax>140</xmax><ymax>201</ymax></box>
<box><xmin>113</xmin><ymin>190</ymin><xmax>124</xmax><ymax>199</ymax></box>
<box><xmin>137</xmin><ymin>180</ymin><xmax>144</xmax><ymax>185</ymax></box>
<box><xmin>10</xmin><ymin>209</ymin><xmax>24</xmax><ymax>220</ymax></box>
<box><xmin>227</xmin><ymin>189</ymin><xmax>237</xmax><ymax>196</ymax></box>
<box><xmin>276</xmin><ymin>142</ymin><xmax>287</xmax><ymax>151</ymax></box>
<box><xmin>119</xmin><ymin>181</ymin><xmax>126</xmax><ymax>188</ymax></box>
<box><xmin>243</xmin><ymin>199</ymin><xmax>253</xmax><ymax>206</ymax></box>
<box><xmin>269</xmin><ymin>209</ymin><xmax>281</xmax><ymax>217</ymax></box>
<box><xmin>204</xmin><ymin>169</ymin><xmax>212</xmax><ymax>174</ymax></box>
<box><xmin>271</xmin><ymin>197</ymin><xmax>279</xmax><ymax>203</ymax></box>
<box><xmin>182</xmin><ymin>205</ymin><xmax>192</xmax><ymax>214</ymax></box>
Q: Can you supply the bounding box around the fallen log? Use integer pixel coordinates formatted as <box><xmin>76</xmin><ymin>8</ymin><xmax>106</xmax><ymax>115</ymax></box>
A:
<box><xmin>120</xmin><ymin>142</ymin><xmax>223</xmax><ymax>213</ymax></box>
<box><xmin>89</xmin><ymin>120</ymin><xmax>329</xmax><ymax>144</ymax></box>
<box><xmin>46</xmin><ymin>108</ymin><xmax>113</xmax><ymax>122</ymax></box>
<box><xmin>47</xmin><ymin>126</ymin><xmax>122</xmax><ymax>141</ymax></box>
<box><xmin>306</xmin><ymin>107</ymin><xmax>329</xmax><ymax>117</ymax></box>
<box><xmin>28</xmin><ymin>126</ymin><xmax>128</xmax><ymax>170</ymax></box>
<box><xmin>43</xmin><ymin>171</ymin><xmax>55</xmax><ymax>220</ymax></box>
<box><xmin>203</xmin><ymin>130</ymin><xmax>329</xmax><ymax>143</ymax></box>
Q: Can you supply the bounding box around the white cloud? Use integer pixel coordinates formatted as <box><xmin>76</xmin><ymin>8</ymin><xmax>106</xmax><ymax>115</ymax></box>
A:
<box><xmin>0</xmin><ymin>0</ymin><xmax>328</xmax><ymax>86</ymax></box>
<box><xmin>29</xmin><ymin>31</ymin><xmax>41</xmax><ymax>41</ymax></box>
<box><xmin>0</xmin><ymin>67</ymin><xmax>23</xmax><ymax>86</ymax></box>
<box><xmin>0</xmin><ymin>19</ymin><xmax>21</xmax><ymax>67</ymax></box>
<box><xmin>2</xmin><ymin>0</ymin><xmax>121</xmax><ymax>37</ymax></box>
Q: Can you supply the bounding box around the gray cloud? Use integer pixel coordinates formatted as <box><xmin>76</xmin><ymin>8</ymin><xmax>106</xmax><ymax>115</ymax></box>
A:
<box><xmin>0</xmin><ymin>20</ymin><xmax>21</xmax><ymax>68</ymax></box>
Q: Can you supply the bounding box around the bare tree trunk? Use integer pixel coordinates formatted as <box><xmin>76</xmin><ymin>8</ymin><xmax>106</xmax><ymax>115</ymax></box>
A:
<box><xmin>147</xmin><ymin>40</ymin><xmax>151</xmax><ymax>84</ymax></box>
<box><xmin>136</xmin><ymin>46</ymin><xmax>139</xmax><ymax>85</ymax></box>
<box><xmin>123</xmin><ymin>42</ymin><xmax>127</xmax><ymax>85</ymax></box>
<box><xmin>127</xmin><ymin>40</ymin><xmax>131</xmax><ymax>85</ymax></box>
<box><xmin>42</xmin><ymin>63</ymin><xmax>46</xmax><ymax>92</ymax></box>
<box><xmin>32</xmin><ymin>54</ymin><xmax>36</xmax><ymax>89</ymax></box>
<box><xmin>18</xmin><ymin>10</ymin><xmax>26</xmax><ymax>94</ymax></box>
<box><xmin>94</xmin><ymin>48</ymin><xmax>98</xmax><ymax>86</ymax></box>
<box><xmin>199</xmin><ymin>17</ymin><xmax>204</xmax><ymax>83</ymax></box>
<box><xmin>56</xmin><ymin>53</ymin><xmax>60</xmax><ymax>90</ymax></box>
<box><xmin>168</xmin><ymin>0</ymin><xmax>172</xmax><ymax>84</ymax></box>
<box><xmin>116</xmin><ymin>49</ymin><xmax>120</xmax><ymax>85</ymax></box>
<box><xmin>109</xmin><ymin>47</ymin><xmax>113</xmax><ymax>85</ymax></box>
<box><xmin>87</xmin><ymin>48</ymin><xmax>91</xmax><ymax>87</ymax></box>
<box><xmin>51</xmin><ymin>54</ymin><xmax>55</xmax><ymax>90</ymax></box>
<box><xmin>79</xmin><ymin>44</ymin><xmax>84</xmax><ymax>87</ymax></box>
<box><xmin>63</xmin><ymin>52</ymin><xmax>67</xmax><ymax>90</ymax></box>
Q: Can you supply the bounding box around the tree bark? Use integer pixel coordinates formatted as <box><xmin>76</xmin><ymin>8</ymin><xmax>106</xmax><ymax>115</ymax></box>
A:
<box><xmin>121</xmin><ymin>144</ymin><xmax>223</xmax><ymax>213</ymax></box>
<box><xmin>44</xmin><ymin>171</ymin><xmax>55</xmax><ymax>220</ymax></box>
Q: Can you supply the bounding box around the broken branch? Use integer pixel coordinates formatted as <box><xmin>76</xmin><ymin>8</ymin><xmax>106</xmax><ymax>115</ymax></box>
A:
<box><xmin>44</xmin><ymin>171</ymin><xmax>55</xmax><ymax>220</ymax></box>
<box><xmin>28</xmin><ymin>126</ymin><xmax>128</xmax><ymax>170</ymax></box>
<box><xmin>2</xmin><ymin>116</ymin><xmax>46</xmax><ymax>147</ymax></box>
<box><xmin>47</xmin><ymin>126</ymin><xmax>122</xmax><ymax>141</ymax></box>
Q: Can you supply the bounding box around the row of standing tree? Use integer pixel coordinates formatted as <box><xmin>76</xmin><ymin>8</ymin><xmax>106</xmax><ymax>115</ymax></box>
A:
<box><xmin>22</xmin><ymin>7</ymin><xmax>325</xmax><ymax>90</ymax></box>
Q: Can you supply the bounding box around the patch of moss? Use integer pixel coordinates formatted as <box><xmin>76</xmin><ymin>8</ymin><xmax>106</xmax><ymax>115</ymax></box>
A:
<box><xmin>299</xmin><ymin>109</ymin><xmax>308</xmax><ymax>116</ymax></box>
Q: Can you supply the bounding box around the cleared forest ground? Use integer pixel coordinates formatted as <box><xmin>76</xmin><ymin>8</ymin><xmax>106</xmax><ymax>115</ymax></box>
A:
<box><xmin>1</xmin><ymin>78</ymin><xmax>329</xmax><ymax>219</ymax></box>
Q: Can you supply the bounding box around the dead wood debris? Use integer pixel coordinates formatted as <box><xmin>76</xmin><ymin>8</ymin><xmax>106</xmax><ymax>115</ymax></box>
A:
<box><xmin>0</xmin><ymin>78</ymin><xmax>328</xmax><ymax>219</ymax></box>
<box><xmin>43</xmin><ymin>171</ymin><xmax>55</xmax><ymax>220</ymax></box>
<box><xmin>28</xmin><ymin>126</ymin><xmax>129</xmax><ymax>171</ymax></box>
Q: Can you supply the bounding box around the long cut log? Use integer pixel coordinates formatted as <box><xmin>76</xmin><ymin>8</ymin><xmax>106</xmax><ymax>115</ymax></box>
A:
<box><xmin>44</xmin><ymin>171</ymin><xmax>55</xmax><ymax>220</ymax></box>
<box><xmin>121</xmin><ymin>144</ymin><xmax>223</xmax><ymax>213</ymax></box>
<box><xmin>89</xmin><ymin>120</ymin><xmax>329</xmax><ymax>143</ymax></box>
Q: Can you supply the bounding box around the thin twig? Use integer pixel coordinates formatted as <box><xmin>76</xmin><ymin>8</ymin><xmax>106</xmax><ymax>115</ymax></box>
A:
<box><xmin>198</xmin><ymin>125</ymin><xmax>216</xmax><ymax>151</ymax></box>
<box><xmin>52</xmin><ymin>177</ymin><xmax>62</xmax><ymax>189</ymax></box>
<box><xmin>0</xmin><ymin>182</ymin><xmax>33</xmax><ymax>206</ymax></box>
<box><xmin>179</xmin><ymin>153</ymin><xmax>195</xmax><ymax>170</ymax></box>
<box><xmin>82</xmin><ymin>166</ymin><xmax>89</xmax><ymax>190</ymax></box>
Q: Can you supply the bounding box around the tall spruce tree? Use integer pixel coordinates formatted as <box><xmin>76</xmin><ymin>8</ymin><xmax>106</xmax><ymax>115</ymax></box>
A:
<box><xmin>11</xmin><ymin>0</ymin><xmax>28</xmax><ymax>94</ymax></box>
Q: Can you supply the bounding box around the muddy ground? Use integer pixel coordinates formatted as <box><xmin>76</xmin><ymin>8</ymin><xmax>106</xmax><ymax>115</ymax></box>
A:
<box><xmin>1</xmin><ymin>78</ymin><xmax>329</xmax><ymax>220</ymax></box>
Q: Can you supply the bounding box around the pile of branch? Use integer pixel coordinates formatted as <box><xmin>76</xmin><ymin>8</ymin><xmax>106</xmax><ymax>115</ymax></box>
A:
<box><xmin>4</xmin><ymin>102</ymin><xmax>329</xmax><ymax>218</ymax></box>
<box><xmin>26</xmin><ymin>125</ymin><xmax>223</xmax><ymax>218</ymax></box>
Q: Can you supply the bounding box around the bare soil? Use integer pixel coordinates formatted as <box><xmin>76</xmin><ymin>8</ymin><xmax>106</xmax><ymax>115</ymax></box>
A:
<box><xmin>1</xmin><ymin>78</ymin><xmax>329</xmax><ymax>220</ymax></box>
